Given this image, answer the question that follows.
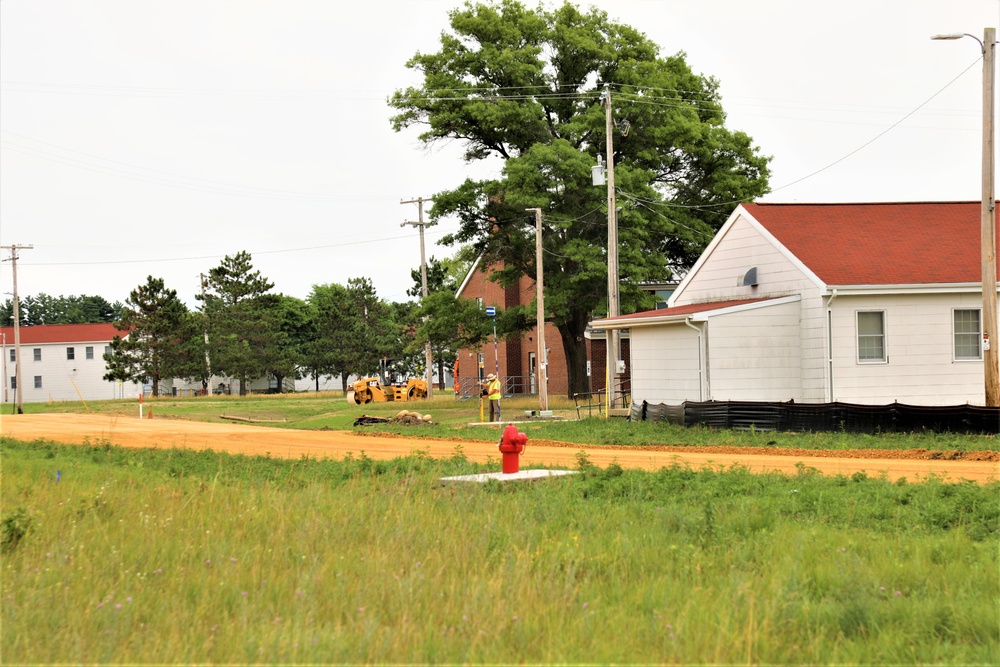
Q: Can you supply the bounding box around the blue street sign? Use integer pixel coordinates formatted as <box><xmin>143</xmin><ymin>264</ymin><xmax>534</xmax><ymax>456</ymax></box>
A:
<box><xmin>485</xmin><ymin>306</ymin><xmax>496</xmax><ymax>317</ymax></box>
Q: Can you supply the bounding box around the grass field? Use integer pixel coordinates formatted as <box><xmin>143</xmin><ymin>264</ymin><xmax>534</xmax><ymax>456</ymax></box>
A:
<box><xmin>3</xmin><ymin>394</ymin><xmax>998</xmax><ymax>663</ymax></box>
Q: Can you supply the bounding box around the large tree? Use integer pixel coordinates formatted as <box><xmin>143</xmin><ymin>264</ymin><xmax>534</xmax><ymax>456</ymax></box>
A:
<box><xmin>103</xmin><ymin>276</ymin><xmax>201</xmax><ymax>396</ymax></box>
<box><xmin>199</xmin><ymin>251</ymin><xmax>281</xmax><ymax>396</ymax></box>
<box><xmin>390</xmin><ymin>0</ymin><xmax>770</xmax><ymax>395</ymax></box>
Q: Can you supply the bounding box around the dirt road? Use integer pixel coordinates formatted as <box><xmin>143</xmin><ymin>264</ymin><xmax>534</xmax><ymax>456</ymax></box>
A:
<box><xmin>2</xmin><ymin>413</ymin><xmax>997</xmax><ymax>484</ymax></box>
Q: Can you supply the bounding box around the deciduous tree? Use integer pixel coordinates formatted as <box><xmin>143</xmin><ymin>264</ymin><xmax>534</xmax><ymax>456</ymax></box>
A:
<box><xmin>390</xmin><ymin>0</ymin><xmax>770</xmax><ymax>395</ymax></box>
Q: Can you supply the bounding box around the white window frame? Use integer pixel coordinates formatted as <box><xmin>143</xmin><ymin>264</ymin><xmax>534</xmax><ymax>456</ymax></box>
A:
<box><xmin>67</xmin><ymin>346</ymin><xmax>75</xmax><ymax>360</ymax></box>
<box><xmin>86</xmin><ymin>346</ymin><xmax>94</xmax><ymax>360</ymax></box>
<box><xmin>33</xmin><ymin>348</ymin><xmax>41</xmax><ymax>362</ymax></box>
<box><xmin>953</xmin><ymin>308</ymin><xmax>982</xmax><ymax>361</ymax></box>
<box><xmin>34</xmin><ymin>375</ymin><xmax>42</xmax><ymax>389</ymax></box>
<box><xmin>856</xmin><ymin>310</ymin><xmax>887</xmax><ymax>363</ymax></box>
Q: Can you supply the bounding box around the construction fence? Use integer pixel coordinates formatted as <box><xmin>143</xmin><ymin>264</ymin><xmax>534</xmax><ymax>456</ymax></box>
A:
<box><xmin>630</xmin><ymin>399</ymin><xmax>1000</xmax><ymax>435</ymax></box>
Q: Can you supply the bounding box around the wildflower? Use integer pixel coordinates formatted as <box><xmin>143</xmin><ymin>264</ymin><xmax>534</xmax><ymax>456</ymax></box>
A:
<box><xmin>242</xmin><ymin>591</ymin><xmax>248</xmax><ymax>597</ymax></box>
<box><xmin>115</xmin><ymin>604</ymin><xmax>122</xmax><ymax>610</ymax></box>
<box><xmin>582</xmin><ymin>602</ymin><xmax>589</xmax><ymax>609</ymax></box>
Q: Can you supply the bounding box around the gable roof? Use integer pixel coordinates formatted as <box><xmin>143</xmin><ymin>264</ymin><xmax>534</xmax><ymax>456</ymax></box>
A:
<box><xmin>741</xmin><ymin>201</ymin><xmax>998</xmax><ymax>286</ymax></box>
<box><xmin>0</xmin><ymin>323</ymin><xmax>122</xmax><ymax>345</ymax></box>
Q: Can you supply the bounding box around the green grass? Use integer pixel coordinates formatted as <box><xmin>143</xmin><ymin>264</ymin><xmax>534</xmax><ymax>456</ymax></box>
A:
<box><xmin>2</xmin><ymin>437</ymin><xmax>997</xmax><ymax>664</ymax></box>
<box><xmin>17</xmin><ymin>392</ymin><xmax>999</xmax><ymax>453</ymax></box>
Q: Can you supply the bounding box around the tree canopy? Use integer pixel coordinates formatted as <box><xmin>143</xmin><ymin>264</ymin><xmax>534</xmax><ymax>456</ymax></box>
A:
<box><xmin>2</xmin><ymin>294</ymin><xmax>122</xmax><ymax>326</ymax></box>
<box><xmin>390</xmin><ymin>0</ymin><xmax>770</xmax><ymax>394</ymax></box>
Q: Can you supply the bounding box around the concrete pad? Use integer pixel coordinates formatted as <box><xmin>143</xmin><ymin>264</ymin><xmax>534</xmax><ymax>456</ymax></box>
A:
<box><xmin>440</xmin><ymin>469</ymin><xmax>579</xmax><ymax>484</ymax></box>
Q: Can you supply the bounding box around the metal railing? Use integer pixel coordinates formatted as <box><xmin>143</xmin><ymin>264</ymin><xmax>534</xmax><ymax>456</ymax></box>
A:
<box><xmin>453</xmin><ymin>375</ymin><xmax>537</xmax><ymax>400</ymax></box>
<box><xmin>573</xmin><ymin>379</ymin><xmax>631</xmax><ymax>419</ymax></box>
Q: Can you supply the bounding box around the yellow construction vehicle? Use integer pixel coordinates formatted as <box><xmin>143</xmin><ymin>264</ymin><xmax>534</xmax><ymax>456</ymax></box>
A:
<box><xmin>346</xmin><ymin>359</ymin><xmax>429</xmax><ymax>404</ymax></box>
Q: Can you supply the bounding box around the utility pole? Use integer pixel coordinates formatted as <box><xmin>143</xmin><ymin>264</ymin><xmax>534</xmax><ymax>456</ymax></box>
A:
<box><xmin>933</xmin><ymin>28</ymin><xmax>999</xmax><ymax>406</ymax></box>
<box><xmin>200</xmin><ymin>274</ymin><xmax>212</xmax><ymax>395</ymax></box>
<box><xmin>2</xmin><ymin>244</ymin><xmax>33</xmax><ymax>414</ymax></box>
<box><xmin>401</xmin><ymin>197</ymin><xmax>435</xmax><ymax>398</ymax></box>
<box><xmin>602</xmin><ymin>84</ymin><xmax>621</xmax><ymax>410</ymax></box>
<box><xmin>527</xmin><ymin>207</ymin><xmax>548</xmax><ymax>413</ymax></box>
<box><xmin>981</xmin><ymin>28</ymin><xmax>998</xmax><ymax>407</ymax></box>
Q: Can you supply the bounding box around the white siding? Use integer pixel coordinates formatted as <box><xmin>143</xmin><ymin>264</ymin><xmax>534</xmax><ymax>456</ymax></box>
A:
<box><xmin>672</xmin><ymin>214</ymin><xmax>829</xmax><ymax>401</ymax></box>
<box><xmin>6</xmin><ymin>341</ymin><xmax>141</xmax><ymax>404</ymax></box>
<box><xmin>830</xmin><ymin>293</ymin><xmax>986</xmax><ymax>405</ymax></box>
<box><xmin>707</xmin><ymin>300</ymin><xmax>803</xmax><ymax>401</ymax></box>
<box><xmin>630</xmin><ymin>325</ymin><xmax>702</xmax><ymax>404</ymax></box>
<box><xmin>677</xmin><ymin>215</ymin><xmax>816</xmax><ymax>304</ymax></box>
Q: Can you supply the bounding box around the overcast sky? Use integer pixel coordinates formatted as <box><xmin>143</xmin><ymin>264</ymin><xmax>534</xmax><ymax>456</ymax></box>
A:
<box><xmin>2</xmin><ymin>0</ymin><xmax>999</xmax><ymax>309</ymax></box>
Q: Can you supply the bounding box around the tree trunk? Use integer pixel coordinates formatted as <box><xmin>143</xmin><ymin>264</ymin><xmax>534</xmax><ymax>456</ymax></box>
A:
<box><xmin>556</xmin><ymin>308</ymin><xmax>592</xmax><ymax>398</ymax></box>
<box><xmin>437</xmin><ymin>358</ymin><xmax>446</xmax><ymax>391</ymax></box>
<box><xmin>151</xmin><ymin>372</ymin><xmax>160</xmax><ymax>397</ymax></box>
<box><xmin>341</xmin><ymin>373</ymin><xmax>349</xmax><ymax>393</ymax></box>
<box><xmin>240</xmin><ymin>373</ymin><xmax>248</xmax><ymax>396</ymax></box>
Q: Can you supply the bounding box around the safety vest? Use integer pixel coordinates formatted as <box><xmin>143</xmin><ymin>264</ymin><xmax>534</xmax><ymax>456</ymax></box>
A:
<box><xmin>488</xmin><ymin>378</ymin><xmax>501</xmax><ymax>400</ymax></box>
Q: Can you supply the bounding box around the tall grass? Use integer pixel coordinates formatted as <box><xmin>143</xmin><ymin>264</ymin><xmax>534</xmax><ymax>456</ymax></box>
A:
<box><xmin>2</xmin><ymin>437</ymin><xmax>997</xmax><ymax>664</ymax></box>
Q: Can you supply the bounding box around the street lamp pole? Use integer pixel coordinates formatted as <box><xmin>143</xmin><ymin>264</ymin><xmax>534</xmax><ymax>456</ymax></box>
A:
<box><xmin>527</xmin><ymin>207</ymin><xmax>548</xmax><ymax>413</ymax></box>
<box><xmin>933</xmin><ymin>28</ymin><xmax>999</xmax><ymax>407</ymax></box>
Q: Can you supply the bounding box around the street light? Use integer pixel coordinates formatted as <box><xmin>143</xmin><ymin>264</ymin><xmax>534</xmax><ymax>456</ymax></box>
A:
<box><xmin>932</xmin><ymin>28</ymin><xmax>999</xmax><ymax>407</ymax></box>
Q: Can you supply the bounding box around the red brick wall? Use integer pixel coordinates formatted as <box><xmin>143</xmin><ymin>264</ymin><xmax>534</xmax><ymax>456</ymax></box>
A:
<box><xmin>455</xmin><ymin>261</ymin><xmax>584</xmax><ymax>397</ymax></box>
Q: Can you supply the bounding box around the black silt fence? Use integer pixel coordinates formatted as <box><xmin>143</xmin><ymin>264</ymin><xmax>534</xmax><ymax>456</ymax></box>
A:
<box><xmin>632</xmin><ymin>399</ymin><xmax>999</xmax><ymax>435</ymax></box>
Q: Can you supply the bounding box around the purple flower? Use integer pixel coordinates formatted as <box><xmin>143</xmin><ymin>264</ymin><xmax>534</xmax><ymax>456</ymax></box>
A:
<box><xmin>115</xmin><ymin>603</ymin><xmax>122</xmax><ymax>610</ymax></box>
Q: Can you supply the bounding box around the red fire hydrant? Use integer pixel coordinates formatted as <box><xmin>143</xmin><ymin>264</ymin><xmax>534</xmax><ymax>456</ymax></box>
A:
<box><xmin>498</xmin><ymin>423</ymin><xmax>528</xmax><ymax>473</ymax></box>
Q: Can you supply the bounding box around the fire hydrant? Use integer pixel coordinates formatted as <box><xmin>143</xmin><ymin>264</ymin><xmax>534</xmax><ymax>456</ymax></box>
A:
<box><xmin>498</xmin><ymin>423</ymin><xmax>528</xmax><ymax>473</ymax></box>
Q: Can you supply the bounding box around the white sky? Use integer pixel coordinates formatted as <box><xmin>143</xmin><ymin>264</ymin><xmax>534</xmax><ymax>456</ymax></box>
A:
<box><xmin>2</xmin><ymin>0</ymin><xmax>999</xmax><ymax>308</ymax></box>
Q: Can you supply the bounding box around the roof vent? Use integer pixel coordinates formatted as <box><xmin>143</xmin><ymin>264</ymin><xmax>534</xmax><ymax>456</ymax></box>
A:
<box><xmin>740</xmin><ymin>267</ymin><xmax>758</xmax><ymax>287</ymax></box>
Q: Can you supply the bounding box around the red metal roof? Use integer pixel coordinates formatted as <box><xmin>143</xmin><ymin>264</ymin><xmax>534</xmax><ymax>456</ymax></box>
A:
<box><xmin>742</xmin><ymin>201</ymin><xmax>999</xmax><ymax>285</ymax></box>
<box><xmin>594</xmin><ymin>298</ymin><xmax>780</xmax><ymax>325</ymax></box>
<box><xmin>0</xmin><ymin>323</ymin><xmax>122</xmax><ymax>344</ymax></box>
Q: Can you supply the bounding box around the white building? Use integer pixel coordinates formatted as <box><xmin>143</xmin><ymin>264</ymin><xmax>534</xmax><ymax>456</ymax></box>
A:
<box><xmin>1</xmin><ymin>323</ymin><xmax>143</xmax><ymax>404</ymax></box>
<box><xmin>593</xmin><ymin>201</ymin><xmax>998</xmax><ymax>407</ymax></box>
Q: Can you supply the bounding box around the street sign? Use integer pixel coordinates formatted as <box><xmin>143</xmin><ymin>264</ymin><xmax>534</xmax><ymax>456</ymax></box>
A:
<box><xmin>485</xmin><ymin>306</ymin><xmax>496</xmax><ymax>317</ymax></box>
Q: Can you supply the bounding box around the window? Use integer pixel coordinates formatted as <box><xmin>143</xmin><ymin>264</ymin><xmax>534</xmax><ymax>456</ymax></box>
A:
<box><xmin>954</xmin><ymin>309</ymin><xmax>982</xmax><ymax>360</ymax></box>
<box><xmin>33</xmin><ymin>348</ymin><xmax>41</xmax><ymax>362</ymax></box>
<box><xmin>857</xmin><ymin>311</ymin><xmax>886</xmax><ymax>362</ymax></box>
<box><xmin>105</xmin><ymin>346</ymin><xmax>112</xmax><ymax>358</ymax></box>
<box><xmin>86</xmin><ymin>346</ymin><xmax>94</xmax><ymax>360</ymax></box>
<box><xmin>67</xmin><ymin>347</ymin><xmax>75</xmax><ymax>360</ymax></box>
<box><xmin>34</xmin><ymin>376</ymin><xmax>42</xmax><ymax>389</ymax></box>
<box><xmin>8</xmin><ymin>349</ymin><xmax>13</xmax><ymax>362</ymax></box>
<box><xmin>10</xmin><ymin>377</ymin><xmax>15</xmax><ymax>390</ymax></box>
<box><xmin>476</xmin><ymin>297</ymin><xmax>484</xmax><ymax>309</ymax></box>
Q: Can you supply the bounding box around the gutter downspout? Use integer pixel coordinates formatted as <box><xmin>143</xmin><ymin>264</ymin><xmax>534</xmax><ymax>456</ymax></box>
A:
<box><xmin>825</xmin><ymin>289</ymin><xmax>838</xmax><ymax>402</ymax></box>
<box><xmin>684</xmin><ymin>317</ymin><xmax>706</xmax><ymax>401</ymax></box>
